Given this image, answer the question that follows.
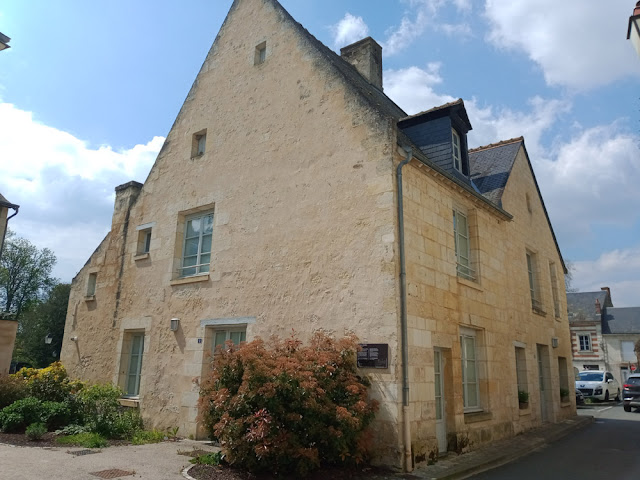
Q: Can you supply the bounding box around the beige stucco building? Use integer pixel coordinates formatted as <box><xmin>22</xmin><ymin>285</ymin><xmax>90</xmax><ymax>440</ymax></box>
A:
<box><xmin>61</xmin><ymin>0</ymin><xmax>575</xmax><ymax>470</ymax></box>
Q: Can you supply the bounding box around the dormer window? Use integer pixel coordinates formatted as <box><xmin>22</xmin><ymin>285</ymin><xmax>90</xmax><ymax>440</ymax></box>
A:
<box><xmin>452</xmin><ymin>129</ymin><xmax>462</xmax><ymax>173</ymax></box>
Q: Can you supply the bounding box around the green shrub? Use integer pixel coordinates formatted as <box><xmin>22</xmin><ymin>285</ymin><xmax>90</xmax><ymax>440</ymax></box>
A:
<box><xmin>17</xmin><ymin>362</ymin><xmax>84</xmax><ymax>402</ymax></box>
<box><xmin>0</xmin><ymin>375</ymin><xmax>28</xmax><ymax>409</ymax></box>
<box><xmin>113</xmin><ymin>409</ymin><xmax>144</xmax><ymax>440</ymax></box>
<box><xmin>26</xmin><ymin>422</ymin><xmax>47</xmax><ymax>441</ymax></box>
<box><xmin>199</xmin><ymin>332</ymin><xmax>378</xmax><ymax>476</ymax></box>
<box><xmin>55</xmin><ymin>424</ymin><xmax>89</xmax><ymax>436</ymax></box>
<box><xmin>131</xmin><ymin>429</ymin><xmax>165</xmax><ymax>445</ymax></box>
<box><xmin>0</xmin><ymin>397</ymin><xmax>44</xmax><ymax>432</ymax></box>
<box><xmin>56</xmin><ymin>432</ymin><xmax>108</xmax><ymax>448</ymax></box>
<box><xmin>41</xmin><ymin>401</ymin><xmax>72</xmax><ymax>430</ymax></box>
<box><xmin>190</xmin><ymin>451</ymin><xmax>225</xmax><ymax>465</ymax></box>
<box><xmin>77</xmin><ymin>384</ymin><xmax>122</xmax><ymax>437</ymax></box>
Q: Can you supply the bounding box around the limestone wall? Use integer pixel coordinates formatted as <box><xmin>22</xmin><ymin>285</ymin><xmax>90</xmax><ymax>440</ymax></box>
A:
<box><xmin>62</xmin><ymin>0</ymin><xmax>402</xmax><ymax>466</ymax></box>
<box><xmin>0</xmin><ymin>319</ymin><xmax>18</xmax><ymax>375</ymax></box>
<box><xmin>399</xmin><ymin>145</ymin><xmax>574</xmax><ymax>461</ymax></box>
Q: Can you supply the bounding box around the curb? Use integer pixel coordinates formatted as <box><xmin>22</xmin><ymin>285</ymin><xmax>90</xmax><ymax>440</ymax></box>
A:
<box><xmin>182</xmin><ymin>464</ymin><xmax>197</xmax><ymax>480</ymax></box>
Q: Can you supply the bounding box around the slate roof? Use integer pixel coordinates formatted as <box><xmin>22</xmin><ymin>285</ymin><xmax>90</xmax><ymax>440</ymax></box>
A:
<box><xmin>602</xmin><ymin>307</ymin><xmax>640</xmax><ymax>334</ymax></box>
<box><xmin>567</xmin><ymin>291</ymin><xmax>610</xmax><ymax>321</ymax></box>
<box><xmin>398</xmin><ymin>98</ymin><xmax>472</xmax><ymax>131</ymax></box>
<box><xmin>469</xmin><ymin>138</ymin><xmax>522</xmax><ymax>206</ymax></box>
<box><xmin>270</xmin><ymin>1</ymin><xmax>406</xmax><ymax>121</ymax></box>
<box><xmin>0</xmin><ymin>193</ymin><xmax>18</xmax><ymax>209</ymax></box>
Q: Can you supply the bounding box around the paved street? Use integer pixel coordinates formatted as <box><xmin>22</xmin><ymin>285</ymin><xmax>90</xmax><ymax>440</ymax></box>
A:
<box><xmin>470</xmin><ymin>403</ymin><xmax>640</xmax><ymax>480</ymax></box>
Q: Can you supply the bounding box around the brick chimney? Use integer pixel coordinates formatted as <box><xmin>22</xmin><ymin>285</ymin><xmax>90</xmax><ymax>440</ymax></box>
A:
<box><xmin>595</xmin><ymin>298</ymin><xmax>601</xmax><ymax>314</ymax></box>
<box><xmin>340</xmin><ymin>37</ymin><xmax>383</xmax><ymax>90</ymax></box>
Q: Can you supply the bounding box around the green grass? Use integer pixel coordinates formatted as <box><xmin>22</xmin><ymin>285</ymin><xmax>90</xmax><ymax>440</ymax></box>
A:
<box><xmin>131</xmin><ymin>429</ymin><xmax>166</xmax><ymax>445</ymax></box>
<box><xmin>56</xmin><ymin>432</ymin><xmax>108</xmax><ymax>448</ymax></box>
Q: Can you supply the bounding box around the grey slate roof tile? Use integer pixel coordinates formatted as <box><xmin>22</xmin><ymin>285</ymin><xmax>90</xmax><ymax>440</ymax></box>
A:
<box><xmin>602</xmin><ymin>307</ymin><xmax>640</xmax><ymax>334</ymax></box>
<box><xmin>567</xmin><ymin>291</ymin><xmax>609</xmax><ymax>321</ymax></box>
<box><xmin>469</xmin><ymin>139</ymin><xmax>522</xmax><ymax>207</ymax></box>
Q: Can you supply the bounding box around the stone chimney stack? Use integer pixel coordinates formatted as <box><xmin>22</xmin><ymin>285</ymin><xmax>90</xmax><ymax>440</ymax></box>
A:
<box><xmin>340</xmin><ymin>37</ymin><xmax>383</xmax><ymax>90</ymax></box>
<box><xmin>601</xmin><ymin>286</ymin><xmax>612</xmax><ymax>306</ymax></box>
<box><xmin>112</xmin><ymin>181</ymin><xmax>143</xmax><ymax>232</ymax></box>
<box><xmin>595</xmin><ymin>298</ymin><xmax>601</xmax><ymax>315</ymax></box>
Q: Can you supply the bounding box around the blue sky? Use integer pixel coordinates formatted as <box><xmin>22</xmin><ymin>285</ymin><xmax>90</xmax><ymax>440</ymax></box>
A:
<box><xmin>0</xmin><ymin>0</ymin><xmax>639</xmax><ymax>305</ymax></box>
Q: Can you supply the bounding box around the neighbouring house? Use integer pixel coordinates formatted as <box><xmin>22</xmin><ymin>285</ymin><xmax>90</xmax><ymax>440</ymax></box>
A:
<box><xmin>0</xmin><ymin>193</ymin><xmax>19</xmax><ymax>375</ymax></box>
<box><xmin>60</xmin><ymin>0</ymin><xmax>575</xmax><ymax>470</ymax></box>
<box><xmin>568</xmin><ymin>288</ymin><xmax>640</xmax><ymax>385</ymax></box>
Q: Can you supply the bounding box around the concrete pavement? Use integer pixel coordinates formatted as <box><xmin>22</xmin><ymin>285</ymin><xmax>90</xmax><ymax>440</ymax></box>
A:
<box><xmin>1</xmin><ymin>415</ymin><xmax>592</xmax><ymax>480</ymax></box>
<box><xmin>0</xmin><ymin>438</ymin><xmax>219</xmax><ymax>480</ymax></box>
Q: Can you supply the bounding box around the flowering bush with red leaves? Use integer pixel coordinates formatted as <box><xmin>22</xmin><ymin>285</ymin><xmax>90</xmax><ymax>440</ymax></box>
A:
<box><xmin>198</xmin><ymin>332</ymin><xmax>378</xmax><ymax>476</ymax></box>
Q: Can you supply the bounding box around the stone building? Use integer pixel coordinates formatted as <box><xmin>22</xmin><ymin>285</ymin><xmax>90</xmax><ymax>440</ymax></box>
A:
<box><xmin>61</xmin><ymin>0</ymin><xmax>575</xmax><ymax>470</ymax></box>
<box><xmin>0</xmin><ymin>193</ymin><xmax>19</xmax><ymax>375</ymax></box>
<box><xmin>568</xmin><ymin>288</ymin><xmax>640</xmax><ymax>385</ymax></box>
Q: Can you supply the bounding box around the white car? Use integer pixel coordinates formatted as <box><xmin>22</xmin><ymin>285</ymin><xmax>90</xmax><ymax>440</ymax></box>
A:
<box><xmin>575</xmin><ymin>371</ymin><xmax>620</xmax><ymax>402</ymax></box>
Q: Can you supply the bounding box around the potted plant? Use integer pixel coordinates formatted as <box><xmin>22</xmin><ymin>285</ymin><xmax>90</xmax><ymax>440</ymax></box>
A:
<box><xmin>560</xmin><ymin>387</ymin><xmax>570</xmax><ymax>403</ymax></box>
<box><xmin>518</xmin><ymin>390</ymin><xmax>529</xmax><ymax>409</ymax></box>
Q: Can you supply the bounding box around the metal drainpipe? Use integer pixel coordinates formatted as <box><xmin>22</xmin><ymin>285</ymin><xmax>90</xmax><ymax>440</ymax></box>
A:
<box><xmin>0</xmin><ymin>206</ymin><xmax>19</xmax><ymax>260</ymax></box>
<box><xmin>396</xmin><ymin>146</ymin><xmax>412</xmax><ymax>472</ymax></box>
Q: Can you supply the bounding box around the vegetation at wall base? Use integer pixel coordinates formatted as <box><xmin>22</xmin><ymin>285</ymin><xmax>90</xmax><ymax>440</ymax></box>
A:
<box><xmin>0</xmin><ymin>361</ymin><xmax>171</xmax><ymax>447</ymax></box>
<box><xmin>199</xmin><ymin>332</ymin><xmax>378</xmax><ymax>477</ymax></box>
<box><xmin>56</xmin><ymin>432</ymin><xmax>108</xmax><ymax>448</ymax></box>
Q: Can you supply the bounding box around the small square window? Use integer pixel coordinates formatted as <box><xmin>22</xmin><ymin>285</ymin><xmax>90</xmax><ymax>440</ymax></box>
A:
<box><xmin>87</xmin><ymin>272</ymin><xmax>97</xmax><ymax>297</ymax></box>
<box><xmin>578</xmin><ymin>334</ymin><xmax>591</xmax><ymax>351</ymax></box>
<box><xmin>254</xmin><ymin>41</ymin><xmax>267</xmax><ymax>65</ymax></box>
<box><xmin>137</xmin><ymin>228</ymin><xmax>152</xmax><ymax>254</ymax></box>
<box><xmin>191</xmin><ymin>130</ymin><xmax>207</xmax><ymax>157</ymax></box>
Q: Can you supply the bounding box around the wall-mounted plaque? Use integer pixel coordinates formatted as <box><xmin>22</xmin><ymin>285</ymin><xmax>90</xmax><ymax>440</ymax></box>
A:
<box><xmin>357</xmin><ymin>343</ymin><xmax>389</xmax><ymax>369</ymax></box>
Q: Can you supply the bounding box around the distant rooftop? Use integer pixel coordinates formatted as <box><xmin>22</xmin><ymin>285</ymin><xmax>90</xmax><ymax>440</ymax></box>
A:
<box><xmin>0</xmin><ymin>32</ymin><xmax>10</xmax><ymax>51</ymax></box>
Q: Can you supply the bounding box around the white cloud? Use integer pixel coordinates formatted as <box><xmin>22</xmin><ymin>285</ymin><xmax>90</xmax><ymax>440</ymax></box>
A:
<box><xmin>331</xmin><ymin>13</ymin><xmax>369</xmax><ymax>49</ymax></box>
<box><xmin>385</xmin><ymin>63</ymin><xmax>456</xmax><ymax>114</ymax></box>
<box><xmin>535</xmin><ymin>123</ymin><xmax>640</xmax><ymax>237</ymax></box>
<box><xmin>0</xmin><ymin>102</ymin><xmax>162</xmax><ymax>282</ymax></box>
<box><xmin>484</xmin><ymin>0</ymin><xmax>640</xmax><ymax>90</ymax></box>
<box><xmin>573</xmin><ymin>247</ymin><xmax>640</xmax><ymax>307</ymax></box>
<box><xmin>382</xmin><ymin>0</ymin><xmax>473</xmax><ymax>55</ymax></box>
<box><xmin>384</xmin><ymin>64</ymin><xmax>640</xmax><ymax>251</ymax></box>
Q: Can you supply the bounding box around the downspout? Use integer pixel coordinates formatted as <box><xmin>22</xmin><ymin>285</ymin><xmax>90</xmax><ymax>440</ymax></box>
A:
<box><xmin>0</xmin><ymin>206</ymin><xmax>19</xmax><ymax>260</ymax></box>
<box><xmin>396</xmin><ymin>146</ymin><xmax>412</xmax><ymax>472</ymax></box>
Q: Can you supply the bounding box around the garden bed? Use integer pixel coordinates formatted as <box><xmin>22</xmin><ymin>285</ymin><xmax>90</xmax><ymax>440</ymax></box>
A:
<box><xmin>187</xmin><ymin>464</ymin><xmax>395</xmax><ymax>480</ymax></box>
<box><xmin>0</xmin><ymin>431</ymin><xmax>130</xmax><ymax>448</ymax></box>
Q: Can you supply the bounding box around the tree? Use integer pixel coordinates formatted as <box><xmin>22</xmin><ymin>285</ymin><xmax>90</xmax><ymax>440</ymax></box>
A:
<box><xmin>564</xmin><ymin>259</ymin><xmax>578</xmax><ymax>293</ymax></box>
<box><xmin>0</xmin><ymin>230</ymin><xmax>57</xmax><ymax>317</ymax></box>
<box><xmin>13</xmin><ymin>284</ymin><xmax>70</xmax><ymax>367</ymax></box>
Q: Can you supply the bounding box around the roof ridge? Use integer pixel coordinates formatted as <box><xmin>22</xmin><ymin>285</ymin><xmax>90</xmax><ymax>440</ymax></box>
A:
<box><xmin>398</xmin><ymin>98</ymin><xmax>464</xmax><ymax>122</ymax></box>
<box><xmin>469</xmin><ymin>136</ymin><xmax>524</xmax><ymax>153</ymax></box>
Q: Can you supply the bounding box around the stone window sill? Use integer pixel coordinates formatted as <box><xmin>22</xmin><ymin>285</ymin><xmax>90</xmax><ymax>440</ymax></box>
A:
<box><xmin>464</xmin><ymin>410</ymin><xmax>492</xmax><ymax>424</ymax></box>
<box><xmin>119</xmin><ymin>397</ymin><xmax>140</xmax><ymax>408</ymax></box>
<box><xmin>457</xmin><ymin>276</ymin><xmax>483</xmax><ymax>291</ymax></box>
<box><xmin>133</xmin><ymin>253</ymin><xmax>150</xmax><ymax>261</ymax></box>
<box><xmin>170</xmin><ymin>273</ymin><xmax>210</xmax><ymax>286</ymax></box>
<box><xmin>519</xmin><ymin>408</ymin><xmax>531</xmax><ymax>416</ymax></box>
<box><xmin>84</xmin><ymin>295</ymin><xmax>95</xmax><ymax>302</ymax></box>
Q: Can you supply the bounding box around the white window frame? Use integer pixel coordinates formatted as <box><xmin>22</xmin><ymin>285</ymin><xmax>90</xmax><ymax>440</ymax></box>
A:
<box><xmin>212</xmin><ymin>327</ymin><xmax>247</xmax><ymax>354</ymax></box>
<box><xmin>460</xmin><ymin>328</ymin><xmax>481</xmax><ymax>412</ymax></box>
<box><xmin>549</xmin><ymin>261</ymin><xmax>560</xmax><ymax>318</ymax></box>
<box><xmin>452</xmin><ymin>128</ymin><xmax>462</xmax><ymax>174</ymax></box>
<box><xmin>453</xmin><ymin>209</ymin><xmax>474</xmax><ymax>280</ymax></box>
<box><xmin>526</xmin><ymin>251</ymin><xmax>542</xmax><ymax>312</ymax></box>
<box><xmin>180</xmin><ymin>211</ymin><xmax>214</xmax><ymax>277</ymax></box>
<box><xmin>124</xmin><ymin>332</ymin><xmax>144</xmax><ymax>397</ymax></box>
<box><xmin>621</xmin><ymin>341</ymin><xmax>636</xmax><ymax>362</ymax></box>
<box><xmin>578</xmin><ymin>333</ymin><xmax>592</xmax><ymax>352</ymax></box>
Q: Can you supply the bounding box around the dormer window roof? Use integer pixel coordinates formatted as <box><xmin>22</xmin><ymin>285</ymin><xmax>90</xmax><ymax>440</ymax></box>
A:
<box><xmin>397</xmin><ymin>99</ymin><xmax>473</xmax><ymax>180</ymax></box>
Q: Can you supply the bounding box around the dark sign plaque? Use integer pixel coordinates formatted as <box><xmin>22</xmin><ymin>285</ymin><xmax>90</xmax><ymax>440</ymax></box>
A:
<box><xmin>357</xmin><ymin>343</ymin><xmax>389</xmax><ymax>369</ymax></box>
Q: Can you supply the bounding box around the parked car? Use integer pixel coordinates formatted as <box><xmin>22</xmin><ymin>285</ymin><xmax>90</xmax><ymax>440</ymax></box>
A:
<box><xmin>575</xmin><ymin>370</ymin><xmax>620</xmax><ymax>402</ymax></box>
<box><xmin>622</xmin><ymin>373</ymin><xmax>640</xmax><ymax>412</ymax></box>
<box><xmin>575</xmin><ymin>388</ymin><xmax>585</xmax><ymax>405</ymax></box>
